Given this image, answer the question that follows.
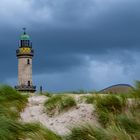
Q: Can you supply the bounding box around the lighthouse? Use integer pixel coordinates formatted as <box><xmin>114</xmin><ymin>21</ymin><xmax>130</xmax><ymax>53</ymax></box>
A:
<box><xmin>15</xmin><ymin>28</ymin><xmax>36</xmax><ymax>92</ymax></box>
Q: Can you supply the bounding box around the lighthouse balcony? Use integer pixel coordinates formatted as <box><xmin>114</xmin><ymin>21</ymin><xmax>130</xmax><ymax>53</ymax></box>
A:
<box><xmin>15</xmin><ymin>85</ymin><xmax>36</xmax><ymax>92</ymax></box>
<box><xmin>16</xmin><ymin>49</ymin><xmax>34</xmax><ymax>57</ymax></box>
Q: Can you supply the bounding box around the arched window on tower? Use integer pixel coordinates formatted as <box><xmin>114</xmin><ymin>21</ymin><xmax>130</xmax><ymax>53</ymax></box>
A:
<box><xmin>27</xmin><ymin>59</ymin><xmax>30</xmax><ymax>65</ymax></box>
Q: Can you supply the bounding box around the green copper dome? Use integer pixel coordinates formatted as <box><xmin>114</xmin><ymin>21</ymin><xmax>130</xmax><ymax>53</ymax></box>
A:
<box><xmin>20</xmin><ymin>28</ymin><xmax>30</xmax><ymax>40</ymax></box>
<box><xmin>20</xmin><ymin>34</ymin><xmax>30</xmax><ymax>40</ymax></box>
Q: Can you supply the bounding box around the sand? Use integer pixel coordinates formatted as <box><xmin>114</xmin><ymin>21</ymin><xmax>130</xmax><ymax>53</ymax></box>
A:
<box><xmin>20</xmin><ymin>95</ymin><xmax>98</xmax><ymax>135</ymax></box>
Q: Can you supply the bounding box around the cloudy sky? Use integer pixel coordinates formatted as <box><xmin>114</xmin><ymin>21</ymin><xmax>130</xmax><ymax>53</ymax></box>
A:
<box><xmin>0</xmin><ymin>0</ymin><xmax>140</xmax><ymax>92</ymax></box>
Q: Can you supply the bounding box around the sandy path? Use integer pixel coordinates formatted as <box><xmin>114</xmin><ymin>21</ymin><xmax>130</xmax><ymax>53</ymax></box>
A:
<box><xmin>20</xmin><ymin>95</ymin><xmax>98</xmax><ymax>135</ymax></box>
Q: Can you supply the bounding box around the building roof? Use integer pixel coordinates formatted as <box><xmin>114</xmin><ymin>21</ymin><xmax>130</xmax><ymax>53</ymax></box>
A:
<box><xmin>20</xmin><ymin>34</ymin><xmax>30</xmax><ymax>40</ymax></box>
<box><xmin>20</xmin><ymin>28</ymin><xmax>30</xmax><ymax>40</ymax></box>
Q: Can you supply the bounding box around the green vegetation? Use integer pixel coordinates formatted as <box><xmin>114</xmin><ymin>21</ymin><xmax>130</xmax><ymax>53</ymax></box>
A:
<box><xmin>65</xmin><ymin>82</ymin><xmax>140</xmax><ymax>140</ymax></box>
<box><xmin>0</xmin><ymin>85</ymin><xmax>62</xmax><ymax>140</ymax></box>
<box><xmin>95</xmin><ymin>95</ymin><xmax>126</xmax><ymax>127</ymax></box>
<box><xmin>133</xmin><ymin>81</ymin><xmax>140</xmax><ymax>98</ymax></box>
<box><xmin>71</xmin><ymin>89</ymin><xmax>88</xmax><ymax>94</ymax></box>
<box><xmin>44</xmin><ymin>94</ymin><xmax>76</xmax><ymax>116</ymax></box>
<box><xmin>43</xmin><ymin>92</ymin><xmax>53</xmax><ymax>97</ymax></box>
<box><xmin>0</xmin><ymin>117</ymin><xmax>62</xmax><ymax>140</ymax></box>
<box><xmin>84</xmin><ymin>95</ymin><xmax>96</xmax><ymax>104</ymax></box>
<box><xmin>0</xmin><ymin>85</ymin><xmax>28</xmax><ymax>119</ymax></box>
<box><xmin>116</xmin><ymin>114</ymin><xmax>140</xmax><ymax>134</ymax></box>
<box><xmin>0</xmin><ymin>82</ymin><xmax>140</xmax><ymax>140</ymax></box>
<box><xmin>79</xmin><ymin>95</ymin><xmax>97</xmax><ymax>104</ymax></box>
<box><xmin>65</xmin><ymin>124</ymin><xmax>109</xmax><ymax>140</ymax></box>
<box><xmin>96</xmin><ymin>95</ymin><xmax>126</xmax><ymax>114</ymax></box>
<box><xmin>66</xmin><ymin>110</ymin><xmax>140</xmax><ymax>140</ymax></box>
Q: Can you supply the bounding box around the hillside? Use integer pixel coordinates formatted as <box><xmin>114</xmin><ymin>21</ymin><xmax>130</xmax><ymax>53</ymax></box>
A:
<box><xmin>99</xmin><ymin>84</ymin><xmax>133</xmax><ymax>94</ymax></box>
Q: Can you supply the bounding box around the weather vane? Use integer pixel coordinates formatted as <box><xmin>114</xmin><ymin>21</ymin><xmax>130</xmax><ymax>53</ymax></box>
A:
<box><xmin>23</xmin><ymin>27</ymin><xmax>26</xmax><ymax>34</ymax></box>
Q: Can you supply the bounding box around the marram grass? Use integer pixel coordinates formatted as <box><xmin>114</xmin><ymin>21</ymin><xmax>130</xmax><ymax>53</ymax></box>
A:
<box><xmin>0</xmin><ymin>117</ymin><xmax>62</xmax><ymax>140</ymax></box>
<box><xmin>65</xmin><ymin>123</ymin><xmax>109</xmax><ymax>140</ymax></box>
<box><xmin>0</xmin><ymin>84</ymin><xmax>140</xmax><ymax>140</ymax></box>
<box><xmin>65</xmin><ymin>111</ymin><xmax>140</xmax><ymax>140</ymax></box>
<box><xmin>0</xmin><ymin>85</ymin><xmax>28</xmax><ymax>119</ymax></box>
<box><xmin>0</xmin><ymin>85</ymin><xmax>63</xmax><ymax>140</ymax></box>
<box><xmin>44</xmin><ymin>94</ymin><xmax>76</xmax><ymax>116</ymax></box>
<box><xmin>95</xmin><ymin>94</ymin><xmax>127</xmax><ymax>127</ymax></box>
<box><xmin>83</xmin><ymin>95</ymin><xmax>96</xmax><ymax>104</ymax></box>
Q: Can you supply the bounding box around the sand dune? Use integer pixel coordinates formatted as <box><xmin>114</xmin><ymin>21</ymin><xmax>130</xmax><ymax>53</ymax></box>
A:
<box><xmin>20</xmin><ymin>95</ymin><xmax>98</xmax><ymax>135</ymax></box>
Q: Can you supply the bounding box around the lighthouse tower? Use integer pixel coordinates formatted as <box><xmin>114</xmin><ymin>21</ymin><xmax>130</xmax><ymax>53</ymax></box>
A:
<box><xmin>15</xmin><ymin>28</ymin><xmax>36</xmax><ymax>92</ymax></box>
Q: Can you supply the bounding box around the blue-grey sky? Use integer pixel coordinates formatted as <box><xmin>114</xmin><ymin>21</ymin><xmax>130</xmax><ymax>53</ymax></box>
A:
<box><xmin>0</xmin><ymin>0</ymin><xmax>140</xmax><ymax>92</ymax></box>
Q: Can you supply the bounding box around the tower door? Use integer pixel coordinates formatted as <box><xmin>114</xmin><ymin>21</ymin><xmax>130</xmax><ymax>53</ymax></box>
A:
<box><xmin>28</xmin><ymin>81</ymin><xmax>30</xmax><ymax>86</ymax></box>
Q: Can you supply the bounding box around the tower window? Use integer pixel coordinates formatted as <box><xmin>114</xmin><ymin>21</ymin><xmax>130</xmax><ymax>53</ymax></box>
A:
<box><xmin>28</xmin><ymin>81</ymin><xmax>30</xmax><ymax>86</ymax></box>
<box><xmin>27</xmin><ymin>59</ymin><xmax>30</xmax><ymax>64</ymax></box>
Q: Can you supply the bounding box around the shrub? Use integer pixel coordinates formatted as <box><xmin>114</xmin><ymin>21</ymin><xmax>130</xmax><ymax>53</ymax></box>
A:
<box><xmin>44</xmin><ymin>95</ymin><xmax>76</xmax><ymax>116</ymax></box>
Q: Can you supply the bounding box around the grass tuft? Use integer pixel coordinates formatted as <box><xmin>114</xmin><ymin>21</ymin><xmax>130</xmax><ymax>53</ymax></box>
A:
<box><xmin>0</xmin><ymin>85</ymin><xmax>63</xmax><ymax>140</ymax></box>
<box><xmin>44</xmin><ymin>95</ymin><xmax>76</xmax><ymax>116</ymax></box>
<box><xmin>0</xmin><ymin>85</ymin><xmax>28</xmax><ymax>119</ymax></box>
<box><xmin>0</xmin><ymin>117</ymin><xmax>62</xmax><ymax>140</ymax></box>
<box><xmin>84</xmin><ymin>95</ymin><xmax>96</xmax><ymax>104</ymax></box>
<box><xmin>65</xmin><ymin>123</ymin><xmax>109</xmax><ymax>140</ymax></box>
<box><xmin>116</xmin><ymin>114</ymin><xmax>140</xmax><ymax>134</ymax></box>
<box><xmin>95</xmin><ymin>95</ymin><xmax>126</xmax><ymax>127</ymax></box>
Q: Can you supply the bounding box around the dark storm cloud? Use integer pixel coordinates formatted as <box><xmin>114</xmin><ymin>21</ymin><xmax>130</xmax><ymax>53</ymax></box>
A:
<box><xmin>0</xmin><ymin>0</ymin><xmax>140</xmax><ymax>91</ymax></box>
<box><xmin>30</xmin><ymin>0</ymin><xmax>140</xmax><ymax>55</ymax></box>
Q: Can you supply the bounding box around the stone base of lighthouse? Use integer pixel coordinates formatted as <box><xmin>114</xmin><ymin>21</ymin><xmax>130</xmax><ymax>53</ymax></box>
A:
<box><xmin>15</xmin><ymin>85</ymin><xmax>36</xmax><ymax>93</ymax></box>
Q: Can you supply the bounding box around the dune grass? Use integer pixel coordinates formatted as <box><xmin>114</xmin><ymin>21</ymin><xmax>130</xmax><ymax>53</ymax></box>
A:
<box><xmin>83</xmin><ymin>95</ymin><xmax>96</xmax><ymax>104</ymax></box>
<box><xmin>44</xmin><ymin>94</ymin><xmax>76</xmax><ymax>116</ymax></box>
<box><xmin>65</xmin><ymin>82</ymin><xmax>140</xmax><ymax>140</ymax></box>
<box><xmin>0</xmin><ymin>85</ymin><xmax>63</xmax><ymax>140</ymax></box>
<box><xmin>0</xmin><ymin>83</ymin><xmax>140</xmax><ymax>140</ymax></box>
<box><xmin>65</xmin><ymin>111</ymin><xmax>140</xmax><ymax>140</ymax></box>
<box><xmin>116</xmin><ymin>114</ymin><xmax>140</xmax><ymax>134</ymax></box>
<box><xmin>0</xmin><ymin>85</ymin><xmax>28</xmax><ymax>119</ymax></box>
<box><xmin>44</xmin><ymin>92</ymin><xmax>53</xmax><ymax>97</ymax></box>
<box><xmin>132</xmin><ymin>81</ymin><xmax>140</xmax><ymax>98</ymax></box>
<box><xmin>65</xmin><ymin>123</ymin><xmax>109</xmax><ymax>140</ymax></box>
<box><xmin>0</xmin><ymin>116</ymin><xmax>62</xmax><ymax>140</ymax></box>
<box><xmin>95</xmin><ymin>94</ymin><xmax>127</xmax><ymax>127</ymax></box>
